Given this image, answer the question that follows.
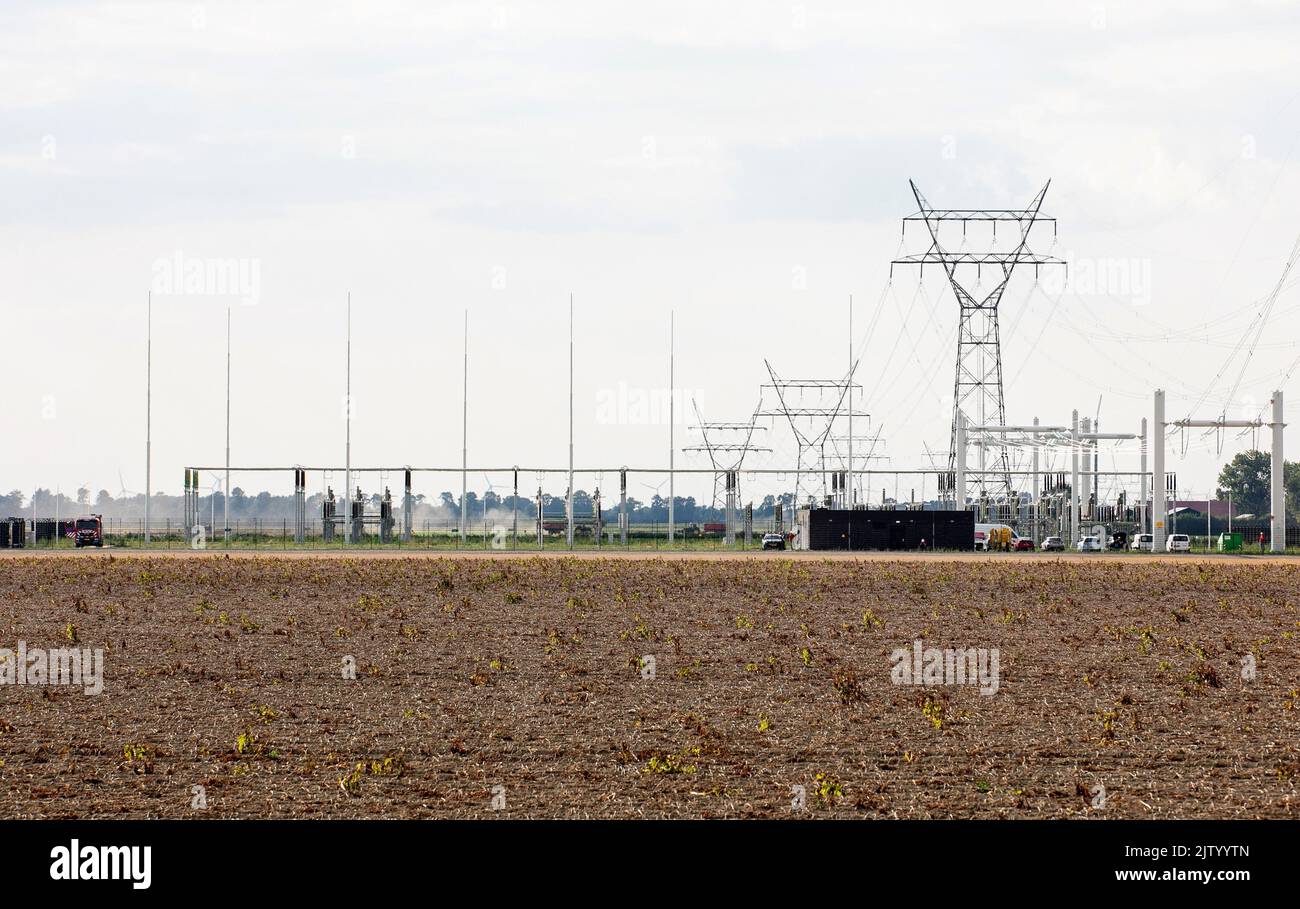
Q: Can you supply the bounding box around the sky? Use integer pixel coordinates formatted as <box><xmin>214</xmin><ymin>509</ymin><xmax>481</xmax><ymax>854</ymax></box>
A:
<box><xmin>3</xmin><ymin>0</ymin><xmax>1300</xmax><ymax>508</ymax></box>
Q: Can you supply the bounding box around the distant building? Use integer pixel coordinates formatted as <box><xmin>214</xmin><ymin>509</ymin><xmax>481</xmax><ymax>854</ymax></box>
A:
<box><xmin>1167</xmin><ymin>500</ymin><xmax>1232</xmax><ymax>519</ymax></box>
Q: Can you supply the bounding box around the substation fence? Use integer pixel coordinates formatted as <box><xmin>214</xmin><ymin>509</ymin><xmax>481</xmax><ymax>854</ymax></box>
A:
<box><xmin>16</xmin><ymin>516</ymin><xmax>1297</xmax><ymax>553</ymax></box>
<box><xmin>20</xmin><ymin>425</ymin><xmax>1285</xmax><ymax>552</ymax></box>
<box><xmin>141</xmin><ymin>463</ymin><xmax>1166</xmax><ymax>551</ymax></box>
<box><xmin>33</xmin><ymin>517</ymin><xmax>794</xmax><ymax>551</ymax></box>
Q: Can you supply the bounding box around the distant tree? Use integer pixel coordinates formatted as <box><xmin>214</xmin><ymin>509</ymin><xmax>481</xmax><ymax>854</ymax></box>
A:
<box><xmin>1216</xmin><ymin>450</ymin><xmax>1271</xmax><ymax>515</ymax></box>
<box><xmin>671</xmin><ymin>496</ymin><xmax>698</xmax><ymax>523</ymax></box>
<box><xmin>0</xmin><ymin>489</ymin><xmax>24</xmax><ymax>516</ymax></box>
<box><xmin>647</xmin><ymin>494</ymin><xmax>666</xmax><ymax>521</ymax></box>
<box><xmin>95</xmin><ymin>490</ymin><xmax>113</xmax><ymax>509</ymax></box>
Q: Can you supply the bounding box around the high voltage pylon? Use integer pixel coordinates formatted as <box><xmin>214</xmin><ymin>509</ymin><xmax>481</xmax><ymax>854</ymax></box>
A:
<box><xmin>759</xmin><ymin>362</ymin><xmax>867</xmax><ymax>506</ymax></box>
<box><xmin>683</xmin><ymin>398</ymin><xmax>769</xmax><ymax>510</ymax></box>
<box><xmin>891</xmin><ymin>179</ymin><xmax>1064</xmax><ymax>502</ymax></box>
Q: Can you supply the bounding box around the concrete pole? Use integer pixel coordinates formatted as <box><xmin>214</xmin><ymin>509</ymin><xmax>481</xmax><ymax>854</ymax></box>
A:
<box><xmin>403</xmin><ymin>468</ymin><xmax>413</xmax><ymax>543</ymax></box>
<box><xmin>1153</xmin><ymin>390</ymin><xmax>1166</xmax><ymax>552</ymax></box>
<box><xmin>1271</xmin><ymin>390</ymin><xmax>1285</xmax><ymax>552</ymax></box>
<box><xmin>1031</xmin><ymin>416</ymin><xmax>1040</xmax><ymax>546</ymax></box>
<box><xmin>954</xmin><ymin>413</ymin><xmax>966</xmax><ymax>511</ymax></box>
<box><xmin>536</xmin><ymin>487</ymin><xmax>543</xmax><ymax>548</ymax></box>
<box><xmin>619</xmin><ymin>468</ymin><xmax>627</xmax><ymax>546</ymax></box>
<box><xmin>725</xmin><ymin>471</ymin><xmax>736</xmax><ymax>546</ymax></box>
<box><xmin>1070</xmin><ymin>409</ymin><xmax>1080</xmax><ymax>544</ymax></box>
<box><xmin>1080</xmin><ymin>417</ymin><xmax>1091</xmax><ymax>521</ymax></box>
<box><xmin>1092</xmin><ymin>417</ymin><xmax>1100</xmax><ymax>519</ymax></box>
<box><xmin>1140</xmin><ymin>417</ymin><xmax>1148</xmax><ymax>534</ymax></box>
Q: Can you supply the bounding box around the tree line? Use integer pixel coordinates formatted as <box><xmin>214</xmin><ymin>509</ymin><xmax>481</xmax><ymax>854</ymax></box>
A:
<box><xmin>0</xmin><ymin>486</ymin><xmax>803</xmax><ymax>525</ymax></box>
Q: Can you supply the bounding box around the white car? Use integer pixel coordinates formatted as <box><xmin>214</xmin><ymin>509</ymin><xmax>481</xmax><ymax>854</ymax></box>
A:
<box><xmin>1076</xmin><ymin>536</ymin><xmax>1102</xmax><ymax>552</ymax></box>
<box><xmin>1166</xmin><ymin>533</ymin><xmax>1190</xmax><ymax>552</ymax></box>
<box><xmin>760</xmin><ymin>533</ymin><xmax>786</xmax><ymax>551</ymax></box>
<box><xmin>1130</xmin><ymin>533</ymin><xmax>1153</xmax><ymax>552</ymax></box>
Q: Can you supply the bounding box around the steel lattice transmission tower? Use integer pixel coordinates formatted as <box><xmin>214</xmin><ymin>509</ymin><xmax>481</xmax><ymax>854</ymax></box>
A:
<box><xmin>891</xmin><ymin>179</ymin><xmax>1064</xmax><ymax>502</ymax></box>
<box><xmin>683</xmin><ymin>398</ymin><xmax>770</xmax><ymax>510</ymax></box>
<box><xmin>759</xmin><ymin>362</ymin><xmax>867</xmax><ymax>506</ymax></box>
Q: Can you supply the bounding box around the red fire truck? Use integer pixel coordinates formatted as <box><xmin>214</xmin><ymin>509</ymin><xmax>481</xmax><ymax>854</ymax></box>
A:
<box><xmin>73</xmin><ymin>515</ymin><xmax>104</xmax><ymax>548</ymax></box>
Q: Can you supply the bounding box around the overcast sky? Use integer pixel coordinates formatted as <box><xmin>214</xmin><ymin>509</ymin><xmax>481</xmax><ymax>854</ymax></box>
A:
<box><xmin>3</xmin><ymin>0</ymin><xmax>1299</xmax><ymax>507</ymax></box>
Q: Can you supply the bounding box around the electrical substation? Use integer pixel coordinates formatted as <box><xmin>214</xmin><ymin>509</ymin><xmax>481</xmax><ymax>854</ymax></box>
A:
<box><xmin>128</xmin><ymin>182</ymin><xmax>1296</xmax><ymax>553</ymax></box>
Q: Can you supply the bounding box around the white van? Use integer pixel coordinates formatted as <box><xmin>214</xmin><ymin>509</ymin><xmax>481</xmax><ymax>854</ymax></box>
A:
<box><xmin>1166</xmin><ymin>533</ymin><xmax>1190</xmax><ymax>553</ymax></box>
<box><xmin>1130</xmin><ymin>533</ymin><xmax>1153</xmax><ymax>551</ymax></box>
<box><xmin>974</xmin><ymin>523</ymin><xmax>1017</xmax><ymax>551</ymax></box>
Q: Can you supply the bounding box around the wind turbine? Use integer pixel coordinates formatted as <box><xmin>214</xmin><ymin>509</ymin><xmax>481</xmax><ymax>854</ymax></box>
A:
<box><xmin>117</xmin><ymin>471</ymin><xmax>142</xmax><ymax>503</ymax></box>
<box><xmin>640</xmin><ymin>477</ymin><xmax>670</xmax><ymax>518</ymax></box>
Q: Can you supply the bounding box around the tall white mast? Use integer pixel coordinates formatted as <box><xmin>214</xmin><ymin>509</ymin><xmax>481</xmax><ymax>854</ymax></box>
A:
<box><xmin>461</xmin><ymin>309</ymin><xmax>468</xmax><ymax>546</ymax></box>
<box><xmin>223</xmin><ymin>302</ymin><xmax>231</xmax><ymax>542</ymax></box>
<box><xmin>567</xmin><ymin>294</ymin><xmax>575</xmax><ymax>548</ymax></box>
<box><xmin>344</xmin><ymin>292</ymin><xmax>351</xmax><ymax>541</ymax></box>
<box><xmin>145</xmin><ymin>291</ymin><xmax>152</xmax><ymax>543</ymax></box>
<box><xmin>668</xmin><ymin>310</ymin><xmax>675</xmax><ymax>544</ymax></box>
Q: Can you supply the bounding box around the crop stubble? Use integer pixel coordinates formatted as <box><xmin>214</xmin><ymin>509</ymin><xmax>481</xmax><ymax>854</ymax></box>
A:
<box><xmin>0</xmin><ymin>554</ymin><xmax>1297</xmax><ymax>818</ymax></box>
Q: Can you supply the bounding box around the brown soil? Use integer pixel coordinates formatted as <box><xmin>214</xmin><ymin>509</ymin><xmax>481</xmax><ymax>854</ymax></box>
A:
<box><xmin>0</xmin><ymin>552</ymin><xmax>1297</xmax><ymax>818</ymax></box>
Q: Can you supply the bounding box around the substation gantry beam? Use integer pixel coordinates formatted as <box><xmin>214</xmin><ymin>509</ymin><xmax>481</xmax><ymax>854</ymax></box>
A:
<box><xmin>961</xmin><ymin>415</ymin><xmax>1144</xmax><ymax>542</ymax></box>
<box><xmin>1153</xmin><ymin>388</ymin><xmax>1285</xmax><ymax>552</ymax></box>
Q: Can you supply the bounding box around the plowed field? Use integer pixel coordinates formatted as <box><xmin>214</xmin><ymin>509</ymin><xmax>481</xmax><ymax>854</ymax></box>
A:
<box><xmin>1</xmin><ymin>553</ymin><xmax>1297</xmax><ymax>818</ymax></box>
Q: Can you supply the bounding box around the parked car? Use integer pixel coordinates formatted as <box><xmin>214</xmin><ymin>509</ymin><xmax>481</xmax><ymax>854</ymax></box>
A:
<box><xmin>1040</xmin><ymin>536</ymin><xmax>1065</xmax><ymax>552</ymax></box>
<box><xmin>1166</xmin><ymin>533</ymin><xmax>1191</xmax><ymax>553</ymax></box>
<box><xmin>1076</xmin><ymin>536</ymin><xmax>1102</xmax><ymax>552</ymax></box>
<box><xmin>1129</xmin><ymin>533</ymin><xmax>1153</xmax><ymax>552</ymax></box>
<box><xmin>760</xmin><ymin>533</ymin><xmax>786</xmax><ymax>551</ymax></box>
<box><xmin>1013</xmin><ymin>537</ymin><xmax>1035</xmax><ymax>551</ymax></box>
